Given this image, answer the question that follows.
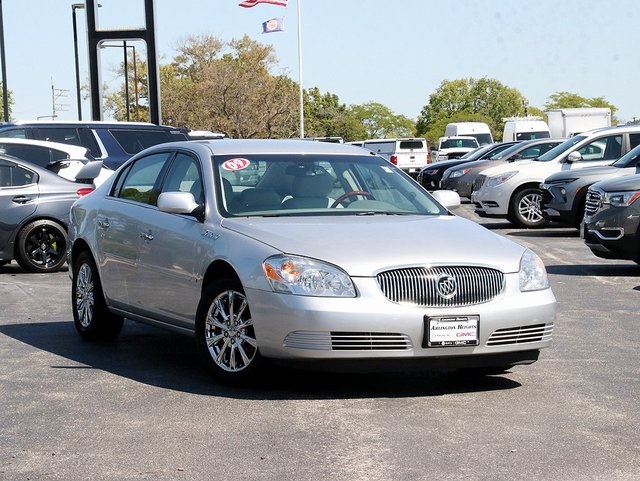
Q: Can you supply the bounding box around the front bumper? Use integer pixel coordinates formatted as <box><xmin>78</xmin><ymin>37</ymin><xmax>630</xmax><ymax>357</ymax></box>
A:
<box><xmin>583</xmin><ymin>206</ymin><xmax>640</xmax><ymax>262</ymax></box>
<box><xmin>246</xmin><ymin>275</ymin><xmax>556</xmax><ymax>365</ymax></box>
<box><xmin>471</xmin><ymin>185</ymin><xmax>510</xmax><ymax>217</ymax></box>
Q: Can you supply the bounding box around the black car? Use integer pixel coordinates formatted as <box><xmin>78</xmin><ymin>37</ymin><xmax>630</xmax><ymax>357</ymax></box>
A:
<box><xmin>0</xmin><ymin>121</ymin><xmax>188</xmax><ymax>170</ymax></box>
<box><xmin>417</xmin><ymin>142</ymin><xmax>518</xmax><ymax>191</ymax></box>
<box><xmin>0</xmin><ymin>154</ymin><xmax>99</xmax><ymax>272</ymax></box>
<box><xmin>582</xmin><ymin>174</ymin><xmax>640</xmax><ymax>263</ymax></box>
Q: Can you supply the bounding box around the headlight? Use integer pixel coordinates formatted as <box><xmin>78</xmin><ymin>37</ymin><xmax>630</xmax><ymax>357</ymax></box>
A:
<box><xmin>519</xmin><ymin>249</ymin><xmax>549</xmax><ymax>292</ymax></box>
<box><xmin>485</xmin><ymin>171</ymin><xmax>518</xmax><ymax>188</ymax></box>
<box><xmin>450</xmin><ymin>168</ymin><xmax>470</xmax><ymax>178</ymax></box>
<box><xmin>263</xmin><ymin>255</ymin><xmax>356</xmax><ymax>297</ymax></box>
<box><xmin>603</xmin><ymin>191</ymin><xmax>640</xmax><ymax>207</ymax></box>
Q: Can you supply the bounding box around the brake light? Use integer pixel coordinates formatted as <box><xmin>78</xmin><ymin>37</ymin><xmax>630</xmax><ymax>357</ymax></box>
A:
<box><xmin>76</xmin><ymin>187</ymin><xmax>95</xmax><ymax>197</ymax></box>
<box><xmin>426</xmin><ymin>152</ymin><xmax>431</xmax><ymax>164</ymax></box>
<box><xmin>390</xmin><ymin>155</ymin><xmax>398</xmax><ymax>165</ymax></box>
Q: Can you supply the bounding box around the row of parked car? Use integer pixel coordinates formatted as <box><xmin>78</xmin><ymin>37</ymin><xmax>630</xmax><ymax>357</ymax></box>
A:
<box><xmin>0</xmin><ymin>120</ymin><xmax>191</xmax><ymax>272</ymax></box>
<box><xmin>416</xmin><ymin>124</ymin><xmax>640</xmax><ymax>266</ymax></box>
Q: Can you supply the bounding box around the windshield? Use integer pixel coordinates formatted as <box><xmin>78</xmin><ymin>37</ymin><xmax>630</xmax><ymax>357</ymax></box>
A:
<box><xmin>214</xmin><ymin>154</ymin><xmax>448</xmax><ymax>217</ymax></box>
<box><xmin>536</xmin><ymin>135</ymin><xmax>586</xmax><ymax>162</ymax></box>
<box><xmin>612</xmin><ymin>143</ymin><xmax>640</xmax><ymax>168</ymax></box>
<box><xmin>472</xmin><ymin>133</ymin><xmax>493</xmax><ymax>145</ymax></box>
<box><xmin>440</xmin><ymin>138</ymin><xmax>478</xmax><ymax>149</ymax></box>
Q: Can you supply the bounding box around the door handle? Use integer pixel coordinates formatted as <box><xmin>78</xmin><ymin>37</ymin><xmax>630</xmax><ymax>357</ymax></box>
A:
<box><xmin>97</xmin><ymin>218</ymin><xmax>110</xmax><ymax>229</ymax></box>
<box><xmin>140</xmin><ymin>232</ymin><xmax>154</xmax><ymax>241</ymax></box>
<box><xmin>12</xmin><ymin>195</ymin><xmax>32</xmax><ymax>204</ymax></box>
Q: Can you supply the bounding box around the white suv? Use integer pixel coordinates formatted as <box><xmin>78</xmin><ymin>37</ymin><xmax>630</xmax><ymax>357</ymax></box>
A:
<box><xmin>471</xmin><ymin>125</ymin><xmax>640</xmax><ymax>228</ymax></box>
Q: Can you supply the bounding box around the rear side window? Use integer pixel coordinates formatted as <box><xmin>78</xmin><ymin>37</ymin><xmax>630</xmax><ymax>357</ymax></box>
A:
<box><xmin>0</xmin><ymin>144</ymin><xmax>55</xmax><ymax>167</ymax></box>
<box><xmin>32</xmin><ymin>127</ymin><xmax>101</xmax><ymax>158</ymax></box>
<box><xmin>0</xmin><ymin>128</ymin><xmax>27</xmax><ymax>139</ymax></box>
<box><xmin>0</xmin><ymin>163</ymin><xmax>36</xmax><ymax>187</ymax></box>
<box><xmin>109</xmin><ymin>129</ymin><xmax>183</xmax><ymax>155</ymax></box>
<box><xmin>398</xmin><ymin>140</ymin><xmax>425</xmax><ymax>150</ymax></box>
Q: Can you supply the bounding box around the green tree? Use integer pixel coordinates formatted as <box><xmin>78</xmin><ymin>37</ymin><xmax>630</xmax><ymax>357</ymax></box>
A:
<box><xmin>0</xmin><ymin>83</ymin><xmax>14</xmax><ymax>120</ymax></box>
<box><xmin>303</xmin><ymin>87</ymin><xmax>368</xmax><ymax>141</ymax></box>
<box><xmin>416</xmin><ymin>77</ymin><xmax>529</xmax><ymax>144</ymax></box>
<box><xmin>544</xmin><ymin>91</ymin><xmax>618</xmax><ymax>123</ymax></box>
<box><xmin>349</xmin><ymin>102</ymin><xmax>415</xmax><ymax>139</ymax></box>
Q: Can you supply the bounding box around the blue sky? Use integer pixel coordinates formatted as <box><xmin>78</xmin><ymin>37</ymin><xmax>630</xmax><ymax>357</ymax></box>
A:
<box><xmin>2</xmin><ymin>0</ymin><xmax>639</xmax><ymax>124</ymax></box>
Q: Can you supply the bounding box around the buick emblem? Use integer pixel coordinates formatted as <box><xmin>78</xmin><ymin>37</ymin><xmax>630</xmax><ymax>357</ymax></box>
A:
<box><xmin>436</xmin><ymin>273</ymin><xmax>457</xmax><ymax>299</ymax></box>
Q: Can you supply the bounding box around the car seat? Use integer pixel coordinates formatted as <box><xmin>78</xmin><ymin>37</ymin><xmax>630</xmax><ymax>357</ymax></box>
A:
<box><xmin>281</xmin><ymin>171</ymin><xmax>335</xmax><ymax>209</ymax></box>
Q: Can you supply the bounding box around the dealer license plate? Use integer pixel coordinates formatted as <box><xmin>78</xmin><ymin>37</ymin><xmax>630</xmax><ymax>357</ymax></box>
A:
<box><xmin>425</xmin><ymin>315</ymin><xmax>479</xmax><ymax>347</ymax></box>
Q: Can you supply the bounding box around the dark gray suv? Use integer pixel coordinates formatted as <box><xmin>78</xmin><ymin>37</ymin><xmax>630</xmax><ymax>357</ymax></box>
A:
<box><xmin>0</xmin><ymin>121</ymin><xmax>188</xmax><ymax>170</ymax></box>
<box><xmin>582</xmin><ymin>174</ymin><xmax>640</xmax><ymax>263</ymax></box>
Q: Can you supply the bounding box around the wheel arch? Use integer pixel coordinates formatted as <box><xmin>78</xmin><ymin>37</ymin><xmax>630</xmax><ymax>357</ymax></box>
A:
<box><xmin>69</xmin><ymin>238</ymin><xmax>94</xmax><ymax>270</ymax></box>
<box><xmin>201</xmin><ymin>259</ymin><xmax>243</xmax><ymax>297</ymax></box>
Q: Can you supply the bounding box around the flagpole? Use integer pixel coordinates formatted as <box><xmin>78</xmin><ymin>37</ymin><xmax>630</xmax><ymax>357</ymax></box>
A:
<box><xmin>296</xmin><ymin>0</ymin><xmax>304</xmax><ymax>138</ymax></box>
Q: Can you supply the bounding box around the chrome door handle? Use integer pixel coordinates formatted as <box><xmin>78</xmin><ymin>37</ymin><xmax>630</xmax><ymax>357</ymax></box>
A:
<box><xmin>140</xmin><ymin>232</ymin><xmax>154</xmax><ymax>241</ymax></box>
<box><xmin>97</xmin><ymin>218</ymin><xmax>110</xmax><ymax>229</ymax></box>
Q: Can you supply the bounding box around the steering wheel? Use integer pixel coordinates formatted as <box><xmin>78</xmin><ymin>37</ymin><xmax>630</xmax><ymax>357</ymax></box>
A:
<box><xmin>330</xmin><ymin>190</ymin><xmax>374</xmax><ymax>208</ymax></box>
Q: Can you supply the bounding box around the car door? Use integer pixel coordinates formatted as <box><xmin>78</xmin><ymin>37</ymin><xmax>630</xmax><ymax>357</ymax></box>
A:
<box><xmin>563</xmin><ymin>134</ymin><xmax>624</xmax><ymax>171</ymax></box>
<box><xmin>95</xmin><ymin>152</ymin><xmax>173</xmax><ymax>307</ymax></box>
<box><xmin>132</xmin><ymin>151</ymin><xmax>205</xmax><ymax>327</ymax></box>
<box><xmin>0</xmin><ymin>159</ymin><xmax>38</xmax><ymax>257</ymax></box>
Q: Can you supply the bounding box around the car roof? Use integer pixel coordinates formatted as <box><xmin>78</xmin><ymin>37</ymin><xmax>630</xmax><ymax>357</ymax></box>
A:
<box><xmin>177</xmin><ymin>138</ymin><xmax>377</xmax><ymax>157</ymax></box>
<box><xmin>0</xmin><ymin>153</ymin><xmax>86</xmax><ymax>185</ymax></box>
<box><xmin>0</xmin><ymin>120</ymin><xmax>180</xmax><ymax>130</ymax></box>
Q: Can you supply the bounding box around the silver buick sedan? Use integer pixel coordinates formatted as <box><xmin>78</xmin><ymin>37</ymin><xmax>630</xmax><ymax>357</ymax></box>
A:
<box><xmin>68</xmin><ymin>139</ymin><xmax>555</xmax><ymax>383</ymax></box>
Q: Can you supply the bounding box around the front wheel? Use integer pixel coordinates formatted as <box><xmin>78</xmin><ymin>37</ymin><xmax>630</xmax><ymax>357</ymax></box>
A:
<box><xmin>72</xmin><ymin>251</ymin><xmax>124</xmax><ymax>341</ymax></box>
<box><xmin>509</xmin><ymin>188</ymin><xmax>549</xmax><ymax>228</ymax></box>
<box><xmin>196</xmin><ymin>278</ymin><xmax>262</xmax><ymax>384</ymax></box>
<box><xmin>15</xmin><ymin>220</ymin><xmax>67</xmax><ymax>273</ymax></box>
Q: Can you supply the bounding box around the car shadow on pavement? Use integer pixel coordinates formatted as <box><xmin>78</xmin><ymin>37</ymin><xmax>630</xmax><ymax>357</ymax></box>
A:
<box><xmin>0</xmin><ymin>320</ymin><xmax>522</xmax><ymax>400</ymax></box>
<box><xmin>507</xmin><ymin>229</ymin><xmax>580</xmax><ymax>238</ymax></box>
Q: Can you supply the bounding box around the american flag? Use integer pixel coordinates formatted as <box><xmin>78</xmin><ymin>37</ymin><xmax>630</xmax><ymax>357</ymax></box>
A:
<box><xmin>239</xmin><ymin>0</ymin><xmax>287</xmax><ymax>8</ymax></box>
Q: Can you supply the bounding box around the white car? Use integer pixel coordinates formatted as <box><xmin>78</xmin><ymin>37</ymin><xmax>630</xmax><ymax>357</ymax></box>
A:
<box><xmin>0</xmin><ymin>138</ymin><xmax>114</xmax><ymax>186</ymax></box>
<box><xmin>471</xmin><ymin>125</ymin><xmax>640</xmax><ymax>228</ymax></box>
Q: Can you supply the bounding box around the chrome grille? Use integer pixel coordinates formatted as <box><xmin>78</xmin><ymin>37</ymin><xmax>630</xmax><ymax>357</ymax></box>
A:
<box><xmin>376</xmin><ymin>266</ymin><xmax>505</xmax><ymax>307</ymax></box>
<box><xmin>283</xmin><ymin>331</ymin><xmax>412</xmax><ymax>351</ymax></box>
<box><xmin>584</xmin><ymin>187</ymin><xmax>604</xmax><ymax>216</ymax></box>
<box><xmin>487</xmin><ymin>323</ymin><xmax>553</xmax><ymax>346</ymax></box>
<box><xmin>473</xmin><ymin>174</ymin><xmax>486</xmax><ymax>193</ymax></box>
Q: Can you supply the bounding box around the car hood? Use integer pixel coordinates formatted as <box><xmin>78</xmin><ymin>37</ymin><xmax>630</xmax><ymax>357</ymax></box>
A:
<box><xmin>221</xmin><ymin>215</ymin><xmax>525</xmax><ymax>276</ymax></box>
<box><xmin>544</xmin><ymin>165</ymin><xmax>628</xmax><ymax>183</ymax></box>
<box><xmin>592</xmin><ymin>173</ymin><xmax>640</xmax><ymax>192</ymax></box>
<box><xmin>480</xmin><ymin>159</ymin><xmax>539</xmax><ymax>177</ymax></box>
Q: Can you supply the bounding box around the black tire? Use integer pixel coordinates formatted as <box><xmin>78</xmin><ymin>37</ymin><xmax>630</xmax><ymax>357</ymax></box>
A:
<box><xmin>71</xmin><ymin>251</ymin><xmax>124</xmax><ymax>341</ymax></box>
<box><xmin>509</xmin><ymin>188</ymin><xmax>549</xmax><ymax>228</ymax></box>
<box><xmin>15</xmin><ymin>220</ymin><xmax>67</xmax><ymax>273</ymax></box>
<box><xmin>196</xmin><ymin>277</ymin><xmax>262</xmax><ymax>384</ymax></box>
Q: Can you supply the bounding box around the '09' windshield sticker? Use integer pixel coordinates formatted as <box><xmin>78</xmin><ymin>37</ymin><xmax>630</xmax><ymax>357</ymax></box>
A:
<box><xmin>222</xmin><ymin>158</ymin><xmax>251</xmax><ymax>171</ymax></box>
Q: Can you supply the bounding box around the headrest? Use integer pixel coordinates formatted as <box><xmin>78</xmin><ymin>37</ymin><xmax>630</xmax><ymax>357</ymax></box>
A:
<box><xmin>292</xmin><ymin>172</ymin><xmax>334</xmax><ymax>198</ymax></box>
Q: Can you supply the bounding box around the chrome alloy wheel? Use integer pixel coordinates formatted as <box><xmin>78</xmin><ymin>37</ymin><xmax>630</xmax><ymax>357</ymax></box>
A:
<box><xmin>205</xmin><ymin>290</ymin><xmax>257</xmax><ymax>372</ymax></box>
<box><xmin>75</xmin><ymin>262</ymin><xmax>95</xmax><ymax>328</ymax></box>
<box><xmin>518</xmin><ymin>191</ymin><xmax>544</xmax><ymax>224</ymax></box>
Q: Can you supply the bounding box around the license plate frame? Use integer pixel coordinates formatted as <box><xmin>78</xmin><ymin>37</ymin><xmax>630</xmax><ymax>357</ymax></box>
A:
<box><xmin>424</xmin><ymin>315</ymin><xmax>479</xmax><ymax>347</ymax></box>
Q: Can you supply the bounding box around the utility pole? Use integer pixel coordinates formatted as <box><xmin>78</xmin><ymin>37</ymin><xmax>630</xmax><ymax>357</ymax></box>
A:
<box><xmin>47</xmin><ymin>79</ymin><xmax>69</xmax><ymax>119</ymax></box>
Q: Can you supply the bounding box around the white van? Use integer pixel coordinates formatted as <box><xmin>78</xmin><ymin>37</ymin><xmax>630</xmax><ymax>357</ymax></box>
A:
<box><xmin>502</xmin><ymin>118</ymin><xmax>551</xmax><ymax>142</ymax></box>
<box><xmin>444</xmin><ymin>122</ymin><xmax>493</xmax><ymax>145</ymax></box>
<box><xmin>362</xmin><ymin>138</ymin><xmax>430</xmax><ymax>176</ymax></box>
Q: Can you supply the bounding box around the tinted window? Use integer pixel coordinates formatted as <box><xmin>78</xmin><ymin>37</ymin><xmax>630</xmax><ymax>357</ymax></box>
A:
<box><xmin>109</xmin><ymin>130</ymin><xmax>182</xmax><ymax>155</ymax></box>
<box><xmin>37</xmin><ymin>127</ymin><xmax>81</xmax><ymax>145</ymax></box>
<box><xmin>0</xmin><ymin>128</ymin><xmax>27</xmax><ymax>139</ymax></box>
<box><xmin>0</xmin><ymin>163</ymin><xmax>36</xmax><ymax>187</ymax></box>
<box><xmin>114</xmin><ymin>152</ymin><xmax>172</xmax><ymax>205</ymax></box>
<box><xmin>398</xmin><ymin>140</ymin><xmax>425</xmax><ymax>150</ymax></box>
<box><xmin>612</xmin><ymin>144</ymin><xmax>640</xmax><ymax>168</ymax></box>
<box><xmin>629</xmin><ymin>133</ymin><xmax>640</xmax><ymax>149</ymax></box>
<box><xmin>0</xmin><ymin>144</ymin><xmax>53</xmax><ymax>168</ymax></box>
<box><xmin>515</xmin><ymin>131</ymin><xmax>551</xmax><ymax>141</ymax></box>
<box><xmin>577</xmin><ymin>135</ymin><xmax>621</xmax><ymax>161</ymax></box>
<box><xmin>440</xmin><ymin>138</ymin><xmax>478</xmax><ymax>149</ymax></box>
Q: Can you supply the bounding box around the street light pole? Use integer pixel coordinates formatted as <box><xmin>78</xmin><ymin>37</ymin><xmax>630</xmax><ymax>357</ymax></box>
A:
<box><xmin>72</xmin><ymin>3</ymin><xmax>84</xmax><ymax>120</ymax></box>
<box><xmin>101</xmin><ymin>42</ymin><xmax>138</xmax><ymax>122</ymax></box>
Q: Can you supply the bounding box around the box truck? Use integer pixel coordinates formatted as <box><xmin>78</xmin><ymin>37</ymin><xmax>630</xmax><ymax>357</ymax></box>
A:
<box><xmin>546</xmin><ymin>108</ymin><xmax>611</xmax><ymax>138</ymax></box>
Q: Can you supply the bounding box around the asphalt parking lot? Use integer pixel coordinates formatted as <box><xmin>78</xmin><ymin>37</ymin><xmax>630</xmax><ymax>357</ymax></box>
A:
<box><xmin>1</xmin><ymin>202</ymin><xmax>639</xmax><ymax>481</ymax></box>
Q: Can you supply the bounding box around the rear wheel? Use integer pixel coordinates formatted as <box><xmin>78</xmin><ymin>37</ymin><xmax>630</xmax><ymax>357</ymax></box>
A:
<box><xmin>15</xmin><ymin>220</ymin><xmax>67</xmax><ymax>273</ymax></box>
<box><xmin>509</xmin><ymin>188</ymin><xmax>549</xmax><ymax>228</ymax></box>
<box><xmin>196</xmin><ymin>277</ymin><xmax>262</xmax><ymax>384</ymax></box>
<box><xmin>72</xmin><ymin>251</ymin><xmax>124</xmax><ymax>341</ymax></box>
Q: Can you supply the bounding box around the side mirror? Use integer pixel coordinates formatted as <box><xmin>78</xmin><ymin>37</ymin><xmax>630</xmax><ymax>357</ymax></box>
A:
<box><xmin>566</xmin><ymin>151</ymin><xmax>582</xmax><ymax>163</ymax></box>
<box><xmin>157</xmin><ymin>191</ymin><xmax>202</xmax><ymax>219</ymax></box>
<box><xmin>432</xmin><ymin>189</ymin><xmax>461</xmax><ymax>210</ymax></box>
